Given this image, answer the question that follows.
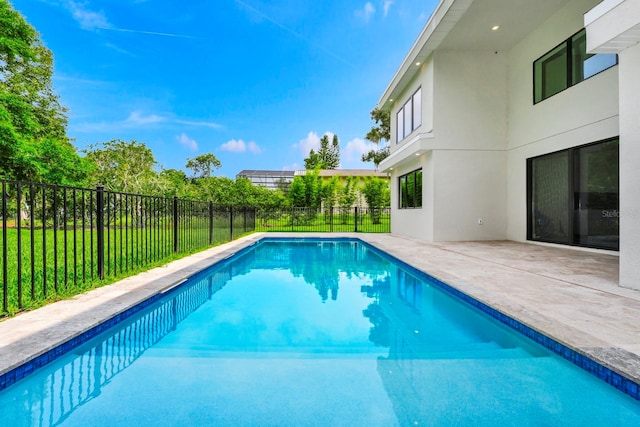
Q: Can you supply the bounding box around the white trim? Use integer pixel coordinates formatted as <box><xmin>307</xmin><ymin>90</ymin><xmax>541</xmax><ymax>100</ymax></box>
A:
<box><xmin>377</xmin><ymin>0</ymin><xmax>473</xmax><ymax>109</ymax></box>
<box><xmin>379</xmin><ymin>132</ymin><xmax>434</xmax><ymax>172</ymax></box>
<box><xmin>585</xmin><ymin>0</ymin><xmax>625</xmax><ymax>25</ymax></box>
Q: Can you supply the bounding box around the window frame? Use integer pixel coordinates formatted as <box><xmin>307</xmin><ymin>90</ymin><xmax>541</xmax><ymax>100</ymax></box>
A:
<box><xmin>398</xmin><ymin>169</ymin><xmax>422</xmax><ymax>209</ymax></box>
<box><xmin>526</xmin><ymin>137</ymin><xmax>619</xmax><ymax>250</ymax></box>
<box><xmin>395</xmin><ymin>87</ymin><xmax>422</xmax><ymax>143</ymax></box>
<box><xmin>533</xmin><ymin>28</ymin><xmax>618</xmax><ymax>104</ymax></box>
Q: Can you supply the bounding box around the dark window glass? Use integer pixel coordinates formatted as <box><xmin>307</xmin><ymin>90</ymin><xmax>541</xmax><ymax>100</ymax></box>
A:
<box><xmin>400</xmin><ymin>175</ymin><xmax>408</xmax><ymax>208</ymax></box>
<box><xmin>573</xmin><ymin>139</ymin><xmax>619</xmax><ymax>249</ymax></box>
<box><xmin>528</xmin><ymin>138</ymin><xmax>619</xmax><ymax>250</ymax></box>
<box><xmin>398</xmin><ymin>169</ymin><xmax>422</xmax><ymax>209</ymax></box>
<box><xmin>415</xmin><ymin>169</ymin><xmax>423</xmax><ymax>207</ymax></box>
<box><xmin>535</xmin><ymin>43</ymin><xmax>568</xmax><ymax>103</ymax></box>
<box><xmin>530</xmin><ymin>151</ymin><xmax>570</xmax><ymax>243</ymax></box>
<box><xmin>534</xmin><ymin>29</ymin><xmax>617</xmax><ymax>104</ymax></box>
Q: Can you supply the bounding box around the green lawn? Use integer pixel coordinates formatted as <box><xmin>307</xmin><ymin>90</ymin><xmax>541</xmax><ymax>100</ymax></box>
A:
<box><xmin>0</xmin><ymin>222</ymin><xmax>237</xmax><ymax>316</ymax></box>
<box><xmin>255</xmin><ymin>210</ymin><xmax>390</xmax><ymax>233</ymax></box>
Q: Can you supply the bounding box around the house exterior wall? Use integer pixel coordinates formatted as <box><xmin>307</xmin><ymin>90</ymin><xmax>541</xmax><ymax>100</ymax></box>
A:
<box><xmin>390</xmin><ymin>154</ymin><xmax>433</xmax><ymax>241</ymax></box>
<box><xmin>618</xmin><ymin>41</ymin><xmax>640</xmax><ymax>289</ymax></box>
<box><xmin>387</xmin><ymin>49</ymin><xmax>508</xmax><ymax>242</ymax></box>
<box><xmin>432</xmin><ymin>150</ymin><xmax>507</xmax><ymax>241</ymax></box>
<box><xmin>505</xmin><ymin>0</ymin><xmax>619</xmax><ymax>242</ymax></box>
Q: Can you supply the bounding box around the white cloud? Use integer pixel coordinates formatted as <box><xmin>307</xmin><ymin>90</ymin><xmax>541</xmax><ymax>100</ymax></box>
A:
<box><xmin>220</xmin><ymin>139</ymin><xmax>262</xmax><ymax>154</ymax></box>
<box><xmin>293</xmin><ymin>131</ymin><xmax>321</xmax><ymax>156</ymax></box>
<box><xmin>247</xmin><ymin>141</ymin><xmax>262</xmax><ymax>154</ymax></box>
<box><xmin>105</xmin><ymin>42</ymin><xmax>135</xmax><ymax>57</ymax></box>
<box><xmin>344</xmin><ymin>137</ymin><xmax>378</xmax><ymax>162</ymax></box>
<box><xmin>67</xmin><ymin>1</ymin><xmax>110</xmax><ymax>30</ymax></box>
<box><xmin>383</xmin><ymin>1</ymin><xmax>393</xmax><ymax>17</ymax></box>
<box><xmin>59</xmin><ymin>1</ymin><xmax>195</xmax><ymax>38</ymax></box>
<box><xmin>73</xmin><ymin>110</ymin><xmax>222</xmax><ymax>133</ymax></box>
<box><xmin>173</xmin><ymin>119</ymin><xmax>222</xmax><ymax>129</ymax></box>
<box><xmin>355</xmin><ymin>2</ymin><xmax>376</xmax><ymax>23</ymax></box>
<box><xmin>125</xmin><ymin>111</ymin><xmax>165</xmax><ymax>126</ymax></box>
<box><xmin>293</xmin><ymin>131</ymin><xmax>337</xmax><ymax>157</ymax></box>
<box><xmin>177</xmin><ymin>133</ymin><xmax>198</xmax><ymax>151</ymax></box>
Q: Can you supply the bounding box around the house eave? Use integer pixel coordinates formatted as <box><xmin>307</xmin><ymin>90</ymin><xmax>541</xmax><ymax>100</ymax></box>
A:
<box><xmin>379</xmin><ymin>132</ymin><xmax>435</xmax><ymax>172</ymax></box>
<box><xmin>376</xmin><ymin>0</ymin><xmax>473</xmax><ymax>111</ymax></box>
<box><xmin>585</xmin><ymin>0</ymin><xmax>640</xmax><ymax>53</ymax></box>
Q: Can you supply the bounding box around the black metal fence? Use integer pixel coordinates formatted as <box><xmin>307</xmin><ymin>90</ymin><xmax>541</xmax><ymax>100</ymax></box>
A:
<box><xmin>0</xmin><ymin>180</ymin><xmax>255</xmax><ymax>316</ymax></box>
<box><xmin>255</xmin><ymin>207</ymin><xmax>390</xmax><ymax>233</ymax></box>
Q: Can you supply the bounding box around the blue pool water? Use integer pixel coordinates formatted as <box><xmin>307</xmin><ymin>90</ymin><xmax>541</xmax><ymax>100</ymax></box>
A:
<box><xmin>1</xmin><ymin>239</ymin><xmax>640</xmax><ymax>426</ymax></box>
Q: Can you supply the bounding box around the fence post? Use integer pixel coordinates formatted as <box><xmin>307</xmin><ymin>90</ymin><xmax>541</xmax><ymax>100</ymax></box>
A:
<box><xmin>330</xmin><ymin>207</ymin><xmax>333</xmax><ymax>233</ymax></box>
<box><xmin>354</xmin><ymin>206</ymin><xmax>358</xmax><ymax>233</ymax></box>
<box><xmin>173</xmin><ymin>196</ymin><xmax>179</xmax><ymax>253</ymax></box>
<box><xmin>96</xmin><ymin>185</ymin><xmax>105</xmax><ymax>280</ymax></box>
<box><xmin>229</xmin><ymin>206</ymin><xmax>234</xmax><ymax>241</ymax></box>
<box><xmin>209</xmin><ymin>202</ymin><xmax>214</xmax><ymax>245</ymax></box>
<box><xmin>2</xmin><ymin>182</ymin><xmax>8</xmax><ymax>313</ymax></box>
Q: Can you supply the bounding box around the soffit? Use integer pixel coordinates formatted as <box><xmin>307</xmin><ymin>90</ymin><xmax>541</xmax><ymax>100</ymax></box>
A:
<box><xmin>378</xmin><ymin>0</ymin><xmax>571</xmax><ymax>109</ymax></box>
<box><xmin>438</xmin><ymin>0</ymin><xmax>570</xmax><ymax>51</ymax></box>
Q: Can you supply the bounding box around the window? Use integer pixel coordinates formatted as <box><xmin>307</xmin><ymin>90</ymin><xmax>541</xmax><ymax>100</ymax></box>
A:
<box><xmin>399</xmin><ymin>169</ymin><xmax>422</xmax><ymax>209</ymax></box>
<box><xmin>527</xmin><ymin>138</ymin><xmax>619</xmax><ymax>250</ymax></box>
<box><xmin>396</xmin><ymin>87</ymin><xmax>422</xmax><ymax>143</ymax></box>
<box><xmin>534</xmin><ymin>29</ymin><xmax>617</xmax><ymax>104</ymax></box>
<box><xmin>396</xmin><ymin>108</ymin><xmax>404</xmax><ymax>143</ymax></box>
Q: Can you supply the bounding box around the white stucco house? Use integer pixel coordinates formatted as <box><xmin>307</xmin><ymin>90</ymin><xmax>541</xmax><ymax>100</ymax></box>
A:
<box><xmin>377</xmin><ymin>0</ymin><xmax>640</xmax><ymax>289</ymax></box>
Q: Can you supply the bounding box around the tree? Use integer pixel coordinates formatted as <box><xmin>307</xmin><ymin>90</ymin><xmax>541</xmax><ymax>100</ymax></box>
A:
<box><xmin>288</xmin><ymin>169</ymin><xmax>323</xmax><ymax>223</ymax></box>
<box><xmin>186</xmin><ymin>153</ymin><xmax>221</xmax><ymax>179</ymax></box>
<box><xmin>0</xmin><ymin>1</ymin><xmax>86</xmax><ymax>184</ymax></box>
<box><xmin>339</xmin><ymin>176</ymin><xmax>358</xmax><ymax>209</ymax></box>
<box><xmin>84</xmin><ymin>139</ymin><xmax>160</xmax><ymax>193</ymax></box>
<box><xmin>361</xmin><ymin>177</ymin><xmax>390</xmax><ymax>224</ymax></box>
<box><xmin>361</xmin><ymin>108</ymin><xmax>391</xmax><ymax>169</ymax></box>
<box><xmin>304</xmin><ymin>134</ymin><xmax>340</xmax><ymax>169</ymax></box>
<box><xmin>159</xmin><ymin>168</ymin><xmax>192</xmax><ymax>198</ymax></box>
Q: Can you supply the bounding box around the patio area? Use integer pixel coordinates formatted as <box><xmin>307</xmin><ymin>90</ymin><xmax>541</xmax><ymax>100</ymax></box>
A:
<box><xmin>1</xmin><ymin>232</ymin><xmax>638</xmax><ymax>389</ymax></box>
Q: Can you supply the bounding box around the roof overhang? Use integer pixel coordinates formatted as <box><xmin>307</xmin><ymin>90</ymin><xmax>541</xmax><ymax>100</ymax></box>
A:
<box><xmin>377</xmin><ymin>0</ymin><xmax>473</xmax><ymax>111</ymax></box>
<box><xmin>585</xmin><ymin>0</ymin><xmax>640</xmax><ymax>53</ymax></box>
<box><xmin>377</xmin><ymin>0</ymin><xmax>574</xmax><ymax>110</ymax></box>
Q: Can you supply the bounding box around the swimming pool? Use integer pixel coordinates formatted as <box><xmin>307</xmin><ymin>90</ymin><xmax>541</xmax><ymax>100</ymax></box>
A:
<box><xmin>1</xmin><ymin>238</ymin><xmax>639</xmax><ymax>425</ymax></box>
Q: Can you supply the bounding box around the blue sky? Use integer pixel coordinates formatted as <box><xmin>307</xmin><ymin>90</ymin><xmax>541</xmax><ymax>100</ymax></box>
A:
<box><xmin>13</xmin><ymin>0</ymin><xmax>437</xmax><ymax>178</ymax></box>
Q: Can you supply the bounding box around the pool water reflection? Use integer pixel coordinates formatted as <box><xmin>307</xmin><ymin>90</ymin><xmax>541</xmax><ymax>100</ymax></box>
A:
<box><xmin>1</xmin><ymin>239</ymin><xmax>639</xmax><ymax>426</ymax></box>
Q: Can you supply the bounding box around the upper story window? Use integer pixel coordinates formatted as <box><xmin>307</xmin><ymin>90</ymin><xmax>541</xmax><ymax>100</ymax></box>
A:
<box><xmin>534</xmin><ymin>29</ymin><xmax>617</xmax><ymax>104</ymax></box>
<box><xmin>396</xmin><ymin>87</ymin><xmax>422</xmax><ymax>143</ymax></box>
<box><xmin>399</xmin><ymin>169</ymin><xmax>422</xmax><ymax>209</ymax></box>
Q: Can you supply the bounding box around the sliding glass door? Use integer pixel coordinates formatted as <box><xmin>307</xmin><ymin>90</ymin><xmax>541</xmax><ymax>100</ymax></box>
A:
<box><xmin>527</xmin><ymin>138</ymin><xmax>619</xmax><ymax>250</ymax></box>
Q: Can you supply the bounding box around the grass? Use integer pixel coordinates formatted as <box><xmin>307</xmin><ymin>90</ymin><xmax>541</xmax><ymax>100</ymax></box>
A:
<box><xmin>255</xmin><ymin>210</ymin><xmax>391</xmax><ymax>233</ymax></box>
<box><xmin>0</xmin><ymin>208</ymin><xmax>388</xmax><ymax>317</ymax></box>
<box><xmin>0</xmin><ymin>221</ymin><xmax>244</xmax><ymax>317</ymax></box>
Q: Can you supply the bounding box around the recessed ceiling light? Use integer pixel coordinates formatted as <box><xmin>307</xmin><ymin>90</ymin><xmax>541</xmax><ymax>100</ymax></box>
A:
<box><xmin>389</xmin><ymin>99</ymin><xmax>393</xmax><ymax>102</ymax></box>
<box><xmin>415</xmin><ymin>153</ymin><xmax>420</xmax><ymax>156</ymax></box>
<box><xmin>491</xmin><ymin>25</ymin><xmax>500</xmax><ymax>31</ymax></box>
<box><xmin>415</xmin><ymin>62</ymin><xmax>421</xmax><ymax>66</ymax></box>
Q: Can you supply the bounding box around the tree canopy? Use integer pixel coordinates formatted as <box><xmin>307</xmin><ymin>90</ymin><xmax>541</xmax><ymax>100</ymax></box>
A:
<box><xmin>186</xmin><ymin>153</ymin><xmax>221</xmax><ymax>179</ymax></box>
<box><xmin>0</xmin><ymin>0</ymin><xmax>87</xmax><ymax>184</ymax></box>
<box><xmin>361</xmin><ymin>108</ymin><xmax>391</xmax><ymax>169</ymax></box>
<box><xmin>304</xmin><ymin>134</ymin><xmax>340</xmax><ymax>169</ymax></box>
<box><xmin>83</xmin><ymin>139</ymin><xmax>160</xmax><ymax>194</ymax></box>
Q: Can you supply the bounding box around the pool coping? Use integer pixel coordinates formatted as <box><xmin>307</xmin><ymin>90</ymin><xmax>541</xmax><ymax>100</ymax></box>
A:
<box><xmin>1</xmin><ymin>232</ymin><xmax>639</xmax><ymax>400</ymax></box>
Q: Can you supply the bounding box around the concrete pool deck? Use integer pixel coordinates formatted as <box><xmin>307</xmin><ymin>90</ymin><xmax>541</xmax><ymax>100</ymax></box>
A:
<box><xmin>1</xmin><ymin>232</ymin><xmax>639</xmax><ymax>389</ymax></box>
